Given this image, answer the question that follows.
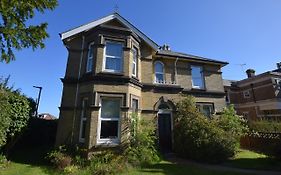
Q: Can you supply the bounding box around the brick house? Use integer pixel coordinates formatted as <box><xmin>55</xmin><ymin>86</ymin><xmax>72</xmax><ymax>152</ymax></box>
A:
<box><xmin>55</xmin><ymin>13</ymin><xmax>228</xmax><ymax>152</ymax></box>
<box><xmin>224</xmin><ymin>64</ymin><xmax>281</xmax><ymax>121</ymax></box>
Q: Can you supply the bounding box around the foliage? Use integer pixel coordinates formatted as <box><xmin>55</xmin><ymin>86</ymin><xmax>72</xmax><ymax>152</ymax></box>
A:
<box><xmin>46</xmin><ymin>146</ymin><xmax>73</xmax><ymax>170</ymax></box>
<box><xmin>249</xmin><ymin>120</ymin><xmax>281</xmax><ymax>133</ymax></box>
<box><xmin>0</xmin><ymin>0</ymin><xmax>58</xmax><ymax>63</ymax></box>
<box><xmin>174</xmin><ymin>95</ymin><xmax>240</xmax><ymax>163</ymax></box>
<box><xmin>0</xmin><ymin>77</ymin><xmax>31</xmax><ymax>149</ymax></box>
<box><xmin>88</xmin><ymin>151</ymin><xmax>128</xmax><ymax>175</ymax></box>
<box><xmin>125</xmin><ymin>113</ymin><xmax>160</xmax><ymax>166</ymax></box>
<box><xmin>63</xmin><ymin>165</ymin><xmax>79</xmax><ymax>175</ymax></box>
<box><xmin>0</xmin><ymin>154</ymin><xmax>8</xmax><ymax>168</ymax></box>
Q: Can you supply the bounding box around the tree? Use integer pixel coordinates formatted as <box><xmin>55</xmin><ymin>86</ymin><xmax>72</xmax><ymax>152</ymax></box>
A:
<box><xmin>0</xmin><ymin>0</ymin><xmax>58</xmax><ymax>63</ymax></box>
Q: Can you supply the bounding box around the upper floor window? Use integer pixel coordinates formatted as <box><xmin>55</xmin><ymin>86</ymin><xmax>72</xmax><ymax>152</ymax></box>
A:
<box><xmin>155</xmin><ymin>61</ymin><xmax>164</xmax><ymax>83</ymax></box>
<box><xmin>191</xmin><ymin>65</ymin><xmax>205</xmax><ymax>89</ymax></box>
<box><xmin>132</xmin><ymin>47</ymin><xmax>138</xmax><ymax>77</ymax></box>
<box><xmin>86</xmin><ymin>42</ymin><xmax>94</xmax><ymax>73</ymax></box>
<box><xmin>104</xmin><ymin>41</ymin><xmax>123</xmax><ymax>73</ymax></box>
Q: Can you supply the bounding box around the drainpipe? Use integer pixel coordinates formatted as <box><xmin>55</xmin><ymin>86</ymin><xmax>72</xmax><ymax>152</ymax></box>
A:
<box><xmin>70</xmin><ymin>35</ymin><xmax>85</xmax><ymax>144</ymax></box>
<box><xmin>174</xmin><ymin>57</ymin><xmax>179</xmax><ymax>84</ymax></box>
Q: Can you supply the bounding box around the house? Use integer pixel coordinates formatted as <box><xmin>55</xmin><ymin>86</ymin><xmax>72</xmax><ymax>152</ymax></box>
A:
<box><xmin>55</xmin><ymin>13</ymin><xmax>228</xmax><ymax>153</ymax></box>
<box><xmin>38</xmin><ymin>113</ymin><xmax>57</xmax><ymax>120</ymax></box>
<box><xmin>224</xmin><ymin>63</ymin><xmax>281</xmax><ymax>121</ymax></box>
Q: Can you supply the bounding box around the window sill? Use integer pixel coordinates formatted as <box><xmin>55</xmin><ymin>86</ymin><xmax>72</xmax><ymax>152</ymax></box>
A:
<box><xmin>96</xmin><ymin>140</ymin><xmax>120</xmax><ymax>147</ymax></box>
<box><xmin>191</xmin><ymin>87</ymin><xmax>206</xmax><ymax>91</ymax></box>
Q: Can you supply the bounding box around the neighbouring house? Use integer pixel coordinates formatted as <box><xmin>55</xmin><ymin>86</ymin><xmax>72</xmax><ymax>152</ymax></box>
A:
<box><xmin>55</xmin><ymin>13</ymin><xmax>228</xmax><ymax>153</ymax></box>
<box><xmin>38</xmin><ymin>113</ymin><xmax>57</xmax><ymax>120</ymax></box>
<box><xmin>224</xmin><ymin>63</ymin><xmax>281</xmax><ymax>121</ymax></box>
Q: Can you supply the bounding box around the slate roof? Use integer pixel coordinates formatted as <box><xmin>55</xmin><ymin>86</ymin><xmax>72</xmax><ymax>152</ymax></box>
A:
<box><xmin>156</xmin><ymin>50</ymin><xmax>228</xmax><ymax>65</ymax></box>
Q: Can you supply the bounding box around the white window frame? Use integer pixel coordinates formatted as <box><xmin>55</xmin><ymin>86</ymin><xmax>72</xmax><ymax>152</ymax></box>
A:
<box><xmin>154</xmin><ymin>61</ymin><xmax>165</xmax><ymax>83</ymax></box>
<box><xmin>243</xmin><ymin>90</ymin><xmax>250</xmax><ymax>98</ymax></box>
<box><xmin>191</xmin><ymin>65</ymin><xmax>205</xmax><ymax>89</ymax></box>
<box><xmin>79</xmin><ymin>98</ymin><xmax>88</xmax><ymax>143</ymax></box>
<box><xmin>97</xmin><ymin>97</ymin><xmax>122</xmax><ymax>145</ymax></box>
<box><xmin>103</xmin><ymin>41</ymin><xmax>123</xmax><ymax>73</ymax></box>
<box><xmin>86</xmin><ymin>42</ymin><xmax>94</xmax><ymax>73</ymax></box>
<box><xmin>132</xmin><ymin>47</ymin><xmax>138</xmax><ymax>77</ymax></box>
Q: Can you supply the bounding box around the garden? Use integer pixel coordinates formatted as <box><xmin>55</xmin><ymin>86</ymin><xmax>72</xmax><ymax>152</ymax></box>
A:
<box><xmin>1</xmin><ymin>90</ymin><xmax>281</xmax><ymax>175</ymax></box>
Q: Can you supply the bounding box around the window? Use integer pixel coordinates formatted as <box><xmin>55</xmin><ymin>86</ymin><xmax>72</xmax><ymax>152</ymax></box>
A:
<box><xmin>86</xmin><ymin>42</ymin><xmax>94</xmax><ymax>72</ymax></box>
<box><xmin>132</xmin><ymin>98</ymin><xmax>139</xmax><ymax>113</ymax></box>
<box><xmin>191</xmin><ymin>65</ymin><xmax>205</xmax><ymax>89</ymax></box>
<box><xmin>196</xmin><ymin>103</ymin><xmax>214</xmax><ymax>118</ymax></box>
<box><xmin>132</xmin><ymin>48</ymin><xmax>138</xmax><ymax>77</ymax></box>
<box><xmin>104</xmin><ymin>41</ymin><xmax>123</xmax><ymax>72</ymax></box>
<box><xmin>243</xmin><ymin>90</ymin><xmax>250</xmax><ymax>98</ymax></box>
<box><xmin>154</xmin><ymin>61</ymin><xmax>164</xmax><ymax>83</ymax></box>
<box><xmin>79</xmin><ymin>98</ymin><xmax>88</xmax><ymax>142</ymax></box>
<box><xmin>98</xmin><ymin>98</ymin><xmax>121</xmax><ymax>144</ymax></box>
<box><xmin>274</xmin><ymin>78</ymin><xmax>281</xmax><ymax>89</ymax></box>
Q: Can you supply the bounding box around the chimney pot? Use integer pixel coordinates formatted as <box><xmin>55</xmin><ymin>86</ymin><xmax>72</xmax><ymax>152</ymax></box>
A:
<box><xmin>246</xmin><ymin>69</ymin><xmax>255</xmax><ymax>78</ymax></box>
<box><xmin>277</xmin><ymin>62</ymin><xmax>281</xmax><ymax>69</ymax></box>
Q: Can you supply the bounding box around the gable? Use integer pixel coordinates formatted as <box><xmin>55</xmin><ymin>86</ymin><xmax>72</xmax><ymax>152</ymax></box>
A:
<box><xmin>103</xmin><ymin>19</ymin><xmax>128</xmax><ymax>28</ymax></box>
<box><xmin>60</xmin><ymin>13</ymin><xmax>158</xmax><ymax>50</ymax></box>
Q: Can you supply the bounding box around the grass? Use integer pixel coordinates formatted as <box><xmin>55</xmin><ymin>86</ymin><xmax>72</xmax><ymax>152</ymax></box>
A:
<box><xmin>224</xmin><ymin>149</ymin><xmax>281</xmax><ymax>171</ymax></box>
<box><xmin>125</xmin><ymin>161</ymin><xmax>248</xmax><ymax>175</ymax></box>
<box><xmin>1</xmin><ymin>147</ymin><xmax>281</xmax><ymax>175</ymax></box>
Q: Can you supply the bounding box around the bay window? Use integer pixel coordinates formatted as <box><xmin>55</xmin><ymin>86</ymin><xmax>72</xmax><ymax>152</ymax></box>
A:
<box><xmin>98</xmin><ymin>98</ymin><xmax>121</xmax><ymax>144</ymax></box>
<box><xmin>191</xmin><ymin>65</ymin><xmax>205</xmax><ymax>89</ymax></box>
<box><xmin>132</xmin><ymin>47</ymin><xmax>138</xmax><ymax>77</ymax></box>
<box><xmin>104</xmin><ymin>41</ymin><xmax>123</xmax><ymax>72</ymax></box>
<box><xmin>79</xmin><ymin>98</ymin><xmax>88</xmax><ymax>142</ymax></box>
<box><xmin>86</xmin><ymin>42</ymin><xmax>94</xmax><ymax>72</ymax></box>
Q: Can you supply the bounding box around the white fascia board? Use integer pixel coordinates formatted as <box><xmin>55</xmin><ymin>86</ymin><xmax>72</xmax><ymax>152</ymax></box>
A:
<box><xmin>60</xmin><ymin>14</ymin><xmax>115</xmax><ymax>40</ymax></box>
<box><xmin>60</xmin><ymin>14</ymin><xmax>158</xmax><ymax>50</ymax></box>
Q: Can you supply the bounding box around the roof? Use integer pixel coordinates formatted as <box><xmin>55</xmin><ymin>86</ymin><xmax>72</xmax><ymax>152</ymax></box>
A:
<box><xmin>156</xmin><ymin>50</ymin><xmax>228</xmax><ymax>66</ymax></box>
<box><xmin>60</xmin><ymin>13</ymin><xmax>159</xmax><ymax>50</ymax></box>
<box><xmin>223</xmin><ymin>79</ymin><xmax>237</xmax><ymax>87</ymax></box>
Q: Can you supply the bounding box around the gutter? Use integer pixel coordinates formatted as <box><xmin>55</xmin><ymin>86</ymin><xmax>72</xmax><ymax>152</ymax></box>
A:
<box><xmin>71</xmin><ymin>35</ymin><xmax>85</xmax><ymax>144</ymax></box>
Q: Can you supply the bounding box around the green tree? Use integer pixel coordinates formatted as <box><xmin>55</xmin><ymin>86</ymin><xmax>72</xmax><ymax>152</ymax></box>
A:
<box><xmin>0</xmin><ymin>0</ymin><xmax>58</xmax><ymax>63</ymax></box>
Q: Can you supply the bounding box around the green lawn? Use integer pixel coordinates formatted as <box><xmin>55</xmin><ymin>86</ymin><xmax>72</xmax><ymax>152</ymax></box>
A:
<box><xmin>224</xmin><ymin>149</ymin><xmax>281</xmax><ymax>171</ymax></box>
<box><xmin>1</xmin><ymin>148</ymin><xmax>280</xmax><ymax>175</ymax></box>
<box><xmin>125</xmin><ymin>161</ymin><xmax>248</xmax><ymax>175</ymax></box>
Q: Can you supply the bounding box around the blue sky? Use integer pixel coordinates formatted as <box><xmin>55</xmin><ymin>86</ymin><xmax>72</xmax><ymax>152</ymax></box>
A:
<box><xmin>1</xmin><ymin>0</ymin><xmax>281</xmax><ymax>117</ymax></box>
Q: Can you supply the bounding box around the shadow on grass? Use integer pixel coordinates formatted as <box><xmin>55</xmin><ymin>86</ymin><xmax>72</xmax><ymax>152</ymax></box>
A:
<box><xmin>138</xmin><ymin>162</ymin><xmax>243</xmax><ymax>175</ymax></box>
<box><xmin>224</xmin><ymin>157</ymin><xmax>281</xmax><ymax>171</ymax></box>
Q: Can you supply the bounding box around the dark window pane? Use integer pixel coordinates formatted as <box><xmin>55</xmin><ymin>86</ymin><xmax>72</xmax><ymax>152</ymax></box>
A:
<box><xmin>101</xmin><ymin>98</ymin><xmax>120</xmax><ymax>119</ymax></box>
<box><xmin>100</xmin><ymin>121</ymin><xmax>118</xmax><ymax>139</ymax></box>
<box><xmin>81</xmin><ymin>120</ymin><xmax>87</xmax><ymax>139</ymax></box>
<box><xmin>132</xmin><ymin>99</ymin><xmax>138</xmax><ymax>112</ymax></box>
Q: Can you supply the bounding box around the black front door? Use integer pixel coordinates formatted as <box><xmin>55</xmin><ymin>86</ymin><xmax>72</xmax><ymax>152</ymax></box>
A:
<box><xmin>158</xmin><ymin>113</ymin><xmax>172</xmax><ymax>153</ymax></box>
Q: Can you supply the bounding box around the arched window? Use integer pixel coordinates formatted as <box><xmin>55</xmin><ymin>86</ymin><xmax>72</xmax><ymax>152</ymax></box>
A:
<box><xmin>155</xmin><ymin>61</ymin><xmax>164</xmax><ymax>83</ymax></box>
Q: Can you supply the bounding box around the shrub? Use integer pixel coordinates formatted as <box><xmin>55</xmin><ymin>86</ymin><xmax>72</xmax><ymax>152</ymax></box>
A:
<box><xmin>249</xmin><ymin>120</ymin><xmax>281</xmax><ymax>133</ymax></box>
<box><xmin>174</xmin><ymin>96</ymin><xmax>241</xmax><ymax>163</ymax></box>
<box><xmin>63</xmin><ymin>165</ymin><xmax>79</xmax><ymax>175</ymax></box>
<box><xmin>88</xmin><ymin>151</ymin><xmax>127</xmax><ymax>175</ymax></box>
<box><xmin>125</xmin><ymin>113</ymin><xmax>160</xmax><ymax>166</ymax></box>
<box><xmin>0</xmin><ymin>154</ymin><xmax>8</xmax><ymax>168</ymax></box>
<box><xmin>46</xmin><ymin>146</ymin><xmax>72</xmax><ymax>170</ymax></box>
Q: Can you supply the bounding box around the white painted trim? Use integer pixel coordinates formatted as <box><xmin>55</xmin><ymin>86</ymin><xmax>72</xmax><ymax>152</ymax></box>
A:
<box><xmin>102</xmin><ymin>41</ymin><xmax>124</xmax><ymax>73</ymax></box>
<box><xmin>79</xmin><ymin>98</ymin><xmax>88</xmax><ymax>143</ymax></box>
<box><xmin>191</xmin><ymin>65</ymin><xmax>205</xmax><ymax>89</ymax></box>
<box><xmin>86</xmin><ymin>42</ymin><xmax>95</xmax><ymax>73</ymax></box>
<box><xmin>96</xmin><ymin>97</ymin><xmax>122</xmax><ymax>145</ymax></box>
<box><xmin>154</xmin><ymin>61</ymin><xmax>165</xmax><ymax>83</ymax></box>
<box><xmin>60</xmin><ymin>13</ymin><xmax>158</xmax><ymax>50</ymax></box>
<box><xmin>132</xmin><ymin>47</ymin><xmax>138</xmax><ymax>77</ymax></box>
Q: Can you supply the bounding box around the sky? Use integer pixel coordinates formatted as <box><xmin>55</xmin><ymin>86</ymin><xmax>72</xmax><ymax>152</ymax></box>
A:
<box><xmin>1</xmin><ymin>0</ymin><xmax>281</xmax><ymax>117</ymax></box>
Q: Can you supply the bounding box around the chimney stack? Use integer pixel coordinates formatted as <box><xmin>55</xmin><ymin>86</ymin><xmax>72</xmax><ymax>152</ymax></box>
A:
<box><xmin>277</xmin><ymin>62</ymin><xmax>281</xmax><ymax>69</ymax></box>
<box><xmin>161</xmin><ymin>44</ymin><xmax>171</xmax><ymax>51</ymax></box>
<box><xmin>246</xmin><ymin>69</ymin><xmax>255</xmax><ymax>78</ymax></box>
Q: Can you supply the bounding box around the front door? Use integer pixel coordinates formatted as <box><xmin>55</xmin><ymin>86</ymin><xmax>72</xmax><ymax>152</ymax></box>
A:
<box><xmin>158</xmin><ymin>113</ymin><xmax>172</xmax><ymax>153</ymax></box>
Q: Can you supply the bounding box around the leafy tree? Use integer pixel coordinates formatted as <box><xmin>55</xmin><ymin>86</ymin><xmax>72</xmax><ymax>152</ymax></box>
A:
<box><xmin>0</xmin><ymin>77</ymin><xmax>32</xmax><ymax>156</ymax></box>
<box><xmin>0</xmin><ymin>0</ymin><xmax>58</xmax><ymax>63</ymax></box>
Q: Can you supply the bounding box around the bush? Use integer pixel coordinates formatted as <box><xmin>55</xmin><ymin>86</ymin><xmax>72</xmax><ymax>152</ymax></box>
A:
<box><xmin>0</xmin><ymin>154</ymin><xmax>8</xmax><ymax>168</ymax></box>
<box><xmin>88</xmin><ymin>151</ymin><xmax>127</xmax><ymax>175</ymax></box>
<box><xmin>249</xmin><ymin>120</ymin><xmax>281</xmax><ymax>133</ymax></box>
<box><xmin>174</xmin><ymin>96</ymin><xmax>245</xmax><ymax>163</ymax></box>
<box><xmin>46</xmin><ymin>146</ymin><xmax>73</xmax><ymax>170</ymax></box>
<box><xmin>125</xmin><ymin>113</ymin><xmax>160</xmax><ymax>166</ymax></box>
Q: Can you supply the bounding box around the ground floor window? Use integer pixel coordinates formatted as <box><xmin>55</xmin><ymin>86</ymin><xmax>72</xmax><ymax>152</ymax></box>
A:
<box><xmin>79</xmin><ymin>98</ymin><xmax>88</xmax><ymax>142</ymax></box>
<box><xmin>196</xmin><ymin>103</ymin><xmax>214</xmax><ymax>118</ymax></box>
<box><xmin>98</xmin><ymin>97</ymin><xmax>121</xmax><ymax>144</ymax></box>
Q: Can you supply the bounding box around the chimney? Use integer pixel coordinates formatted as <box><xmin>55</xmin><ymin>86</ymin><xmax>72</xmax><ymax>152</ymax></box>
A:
<box><xmin>246</xmin><ymin>69</ymin><xmax>255</xmax><ymax>78</ymax></box>
<box><xmin>277</xmin><ymin>62</ymin><xmax>281</xmax><ymax>69</ymax></box>
<box><xmin>161</xmin><ymin>44</ymin><xmax>171</xmax><ymax>51</ymax></box>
